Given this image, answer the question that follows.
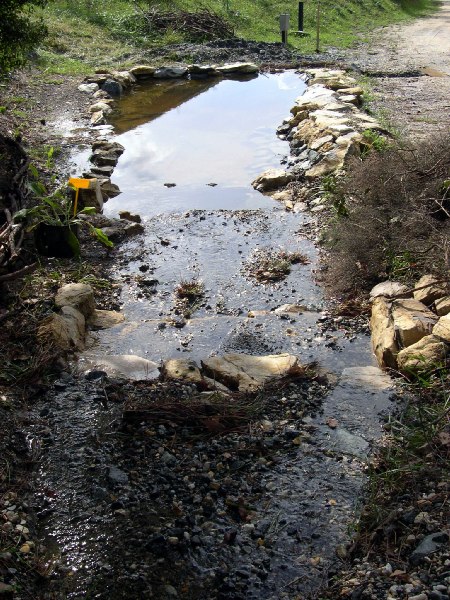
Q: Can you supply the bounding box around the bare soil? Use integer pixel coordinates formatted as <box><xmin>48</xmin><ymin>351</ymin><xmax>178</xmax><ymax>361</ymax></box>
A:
<box><xmin>341</xmin><ymin>0</ymin><xmax>450</xmax><ymax>138</ymax></box>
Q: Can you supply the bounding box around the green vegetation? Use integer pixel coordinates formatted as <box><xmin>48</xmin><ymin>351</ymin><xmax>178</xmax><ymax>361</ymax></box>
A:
<box><xmin>0</xmin><ymin>0</ymin><xmax>48</xmax><ymax>75</ymax></box>
<box><xmin>26</xmin><ymin>0</ymin><xmax>436</xmax><ymax>75</ymax></box>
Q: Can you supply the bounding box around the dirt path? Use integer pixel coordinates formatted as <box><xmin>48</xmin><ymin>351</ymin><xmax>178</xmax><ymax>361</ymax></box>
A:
<box><xmin>343</xmin><ymin>0</ymin><xmax>450</xmax><ymax>138</ymax></box>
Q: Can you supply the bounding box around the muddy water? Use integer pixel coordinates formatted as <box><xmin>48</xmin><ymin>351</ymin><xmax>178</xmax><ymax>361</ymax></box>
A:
<box><xmin>30</xmin><ymin>73</ymin><xmax>395</xmax><ymax>599</ymax></box>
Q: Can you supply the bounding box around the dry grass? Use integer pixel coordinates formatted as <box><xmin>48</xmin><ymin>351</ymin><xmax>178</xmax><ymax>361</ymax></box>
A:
<box><xmin>322</xmin><ymin>133</ymin><xmax>450</xmax><ymax>297</ymax></box>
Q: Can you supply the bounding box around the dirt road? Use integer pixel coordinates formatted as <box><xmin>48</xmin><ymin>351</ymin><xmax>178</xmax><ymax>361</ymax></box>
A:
<box><xmin>344</xmin><ymin>0</ymin><xmax>450</xmax><ymax>138</ymax></box>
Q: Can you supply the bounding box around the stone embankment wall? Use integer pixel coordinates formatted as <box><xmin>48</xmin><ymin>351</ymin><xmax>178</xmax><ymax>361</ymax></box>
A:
<box><xmin>370</xmin><ymin>275</ymin><xmax>450</xmax><ymax>372</ymax></box>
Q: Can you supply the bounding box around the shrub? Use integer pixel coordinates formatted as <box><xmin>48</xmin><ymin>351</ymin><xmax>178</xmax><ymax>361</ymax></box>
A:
<box><xmin>322</xmin><ymin>133</ymin><xmax>450</xmax><ymax>296</ymax></box>
<box><xmin>0</xmin><ymin>0</ymin><xmax>48</xmax><ymax>75</ymax></box>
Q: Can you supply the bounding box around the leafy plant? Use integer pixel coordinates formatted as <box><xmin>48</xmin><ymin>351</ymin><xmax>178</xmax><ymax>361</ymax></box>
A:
<box><xmin>362</xmin><ymin>128</ymin><xmax>390</xmax><ymax>154</ymax></box>
<box><xmin>14</xmin><ymin>166</ymin><xmax>113</xmax><ymax>257</ymax></box>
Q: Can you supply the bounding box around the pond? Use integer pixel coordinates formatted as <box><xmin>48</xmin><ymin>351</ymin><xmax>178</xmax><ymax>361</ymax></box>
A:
<box><xmin>79</xmin><ymin>71</ymin><xmax>307</xmax><ymax>216</ymax></box>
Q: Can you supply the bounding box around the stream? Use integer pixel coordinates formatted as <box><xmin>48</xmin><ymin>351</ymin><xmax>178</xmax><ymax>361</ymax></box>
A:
<box><xmin>28</xmin><ymin>71</ymin><xmax>395</xmax><ymax>599</ymax></box>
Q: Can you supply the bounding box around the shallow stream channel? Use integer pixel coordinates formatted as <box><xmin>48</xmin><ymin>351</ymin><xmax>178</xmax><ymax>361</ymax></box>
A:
<box><xmin>29</xmin><ymin>71</ymin><xmax>395</xmax><ymax>599</ymax></box>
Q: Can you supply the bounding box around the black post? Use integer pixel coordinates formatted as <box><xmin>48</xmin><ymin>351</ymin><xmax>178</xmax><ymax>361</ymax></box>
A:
<box><xmin>281</xmin><ymin>30</ymin><xmax>287</xmax><ymax>44</ymax></box>
<box><xmin>298</xmin><ymin>2</ymin><xmax>304</xmax><ymax>32</ymax></box>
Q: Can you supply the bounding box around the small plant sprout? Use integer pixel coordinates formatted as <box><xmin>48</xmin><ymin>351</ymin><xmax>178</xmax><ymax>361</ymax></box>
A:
<box><xmin>176</xmin><ymin>278</ymin><xmax>205</xmax><ymax>300</ymax></box>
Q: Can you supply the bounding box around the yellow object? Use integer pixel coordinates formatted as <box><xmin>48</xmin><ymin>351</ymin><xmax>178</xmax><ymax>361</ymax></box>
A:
<box><xmin>68</xmin><ymin>177</ymin><xmax>99</xmax><ymax>215</ymax></box>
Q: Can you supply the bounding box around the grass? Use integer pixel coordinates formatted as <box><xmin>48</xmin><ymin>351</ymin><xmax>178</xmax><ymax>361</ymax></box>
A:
<box><xmin>27</xmin><ymin>0</ymin><xmax>437</xmax><ymax>75</ymax></box>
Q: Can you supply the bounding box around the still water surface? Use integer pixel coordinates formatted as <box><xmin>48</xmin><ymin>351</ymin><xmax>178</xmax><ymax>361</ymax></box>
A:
<box><xmin>102</xmin><ymin>71</ymin><xmax>306</xmax><ymax>216</ymax></box>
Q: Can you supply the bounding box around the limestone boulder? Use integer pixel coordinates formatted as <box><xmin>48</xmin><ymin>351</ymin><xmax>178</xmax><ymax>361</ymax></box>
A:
<box><xmin>100</xmin><ymin>180</ymin><xmax>121</xmax><ymax>200</ymax></box>
<box><xmin>251</xmin><ymin>169</ymin><xmax>294</xmax><ymax>192</ymax></box>
<box><xmin>433</xmin><ymin>313</ymin><xmax>450</xmax><ymax>343</ymax></box>
<box><xmin>88</xmin><ymin>102</ymin><xmax>113</xmax><ymax>115</ymax></box>
<box><xmin>188</xmin><ymin>64</ymin><xmax>219</xmax><ymax>76</ymax></box>
<box><xmin>154</xmin><ymin>66</ymin><xmax>188</xmax><ymax>78</ymax></box>
<box><xmin>129</xmin><ymin>65</ymin><xmax>156</xmax><ymax>78</ymax></box>
<box><xmin>397</xmin><ymin>335</ymin><xmax>448</xmax><ymax>372</ymax></box>
<box><xmin>392</xmin><ymin>298</ymin><xmax>438</xmax><ymax>348</ymax></box>
<box><xmin>305</xmin><ymin>142</ymin><xmax>358</xmax><ymax>178</ymax></box>
<box><xmin>78</xmin><ymin>83</ymin><xmax>99</xmax><ymax>94</ymax></box>
<box><xmin>90</xmin><ymin>111</ymin><xmax>106</xmax><ymax>126</ymax></box>
<box><xmin>111</xmin><ymin>70</ymin><xmax>136</xmax><ymax>88</ymax></box>
<box><xmin>119</xmin><ymin>211</ymin><xmax>141</xmax><ymax>223</ymax></box>
<box><xmin>162</xmin><ymin>358</ymin><xmax>202</xmax><ymax>383</ymax></box>
<box><xmin>435</xmin><ymin>296</ymin><xmax>450</xmax><ymax>316</ymax></box>
<box><xmin>369</xmin><ymin>281</ymin><xmax>410</xmax><ymax>299</ymax></box>
<box><xmin>88</xmin><ymin>310</ymin><xmax>125</xmax><ymax>329</ymax></box>
<box><xmin>370</xmin><ymin>297</ymin><xmax>398</xmax><ymax>369</ymax></box>
<box><xmin>37</xmin><ymin>306</ymin><xmax>85</xmax><ymax>351</ymax></box>
<box><xmin>413</xmin><ymin>274</ymin><xmax>448</xmax><ymax>305</ymax></box>
<box><xmin>216</xmin><ymin>62</ymin><xmax>258</xmax><ymax>74</ymax></box>
<box><xmin>79</xmin><ymin>354</ymin><xmax>159</xmax><ymax>380</ymax></box>
<box><xmin>201</xmin><ymin>353</ymin><xmax>304</xmax><ymax>392</ymax></box>
<box><xmin>55</xmin><ymin>283</ymin><xmax>95</xmax><ymax>317</ymax></box>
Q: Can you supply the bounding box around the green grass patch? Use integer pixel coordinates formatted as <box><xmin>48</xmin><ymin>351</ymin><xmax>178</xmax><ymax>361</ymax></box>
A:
<box><xmin>26</xmin><ymin>0</ymin><xmax>438</xmax><ymax>75</ymax></box>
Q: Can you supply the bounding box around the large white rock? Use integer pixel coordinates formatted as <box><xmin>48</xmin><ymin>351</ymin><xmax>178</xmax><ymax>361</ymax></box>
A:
<box><xmin>435</xmin><ymin>296</ymin><xmax>450</xmax><ymax>316</ymax></box>
<box><xmin>129</xmin><ymin>65</ymin><xmax>156</xmax><ymax>78</ymax></box>
<box><xmin>201</xmin><ymin>353</ymin><xmax>304</xmax><ymax>392</ymax></box>
<box><xmin>252</xmin><ymin>169</ymin><xmax>294</xmax><ymax>192</ymax></box>
<box><xmin>413</xmin><ymin>274</ymin><xmax>448</xmax><ymax>306</ymax></box>
<box><xmin>397</xmin><ymin>335</ymin><xmax>448</xmax><ymax>371</ymax></box>
<box><xmin>162</xmin><ymin>359</ymin><xmax>202</xmax><ymax>383</ymax></box>
<box><xmin>433</xmin><ymin>313</ymin><xmax>450</xmax><ymax>343</ymax></box>
<box><xmin>55</xmin><ymin>283</ymin><xmax>95</xmax><ymax>317</ymax></box>
<box><xmin>216</xmin><ymin>62</ymin><xmax>258</xmax><ymax>74</ymax></box>
<box><xmin>78</xmin><ymin>83</ymin><xmax>99</xmax><ymax>94</ymax></box>
<box><xmin>79</xmin><ymin>354</ymin><xmax>159</xmax><ymax>380</ymax></box>
<box><xmin>392</xmin><ymin>298</ymin><xmax>438</xmax><ymax>348</ymax></box>
<box><xmin>370</xmin><ymin>281</ymin><xmax>409</xmax><ymax>299</ymax></box>
<box><xmin>370</xmin><ymin>297</ymin><xmax>398</xmax><ymax>369</ymax></box>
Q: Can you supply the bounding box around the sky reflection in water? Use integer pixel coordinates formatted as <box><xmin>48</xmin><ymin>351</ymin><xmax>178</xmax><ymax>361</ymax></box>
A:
<box><xmin>103</xmin><ymin>71</ymin><xmax>306</xmax><ymax>217</ymax></box>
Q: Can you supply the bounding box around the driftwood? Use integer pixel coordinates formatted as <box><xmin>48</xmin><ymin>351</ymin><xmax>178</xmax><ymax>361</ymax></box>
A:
<box><xmin>138</xmin><ymin>7</ymin><xmax>234</xmax><ymax>41</ymax></box>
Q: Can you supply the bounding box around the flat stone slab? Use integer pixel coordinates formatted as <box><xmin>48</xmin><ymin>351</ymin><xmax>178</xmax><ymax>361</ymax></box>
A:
<box><xmin>79</xmin><ymin>354</ymin><xmax>159</xmax><ymax>380</ymax></box>
<box><xmin>340</xmin><ymin>366</ymin><xmax>393</xmax><ymax>390</ymax></box>
<box><xmin>201</xmin><ymin>353</ymin><xmax>303</xmax><ymax>392</ymax></box>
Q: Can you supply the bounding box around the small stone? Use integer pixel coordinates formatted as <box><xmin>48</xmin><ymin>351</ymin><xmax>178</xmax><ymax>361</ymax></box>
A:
<box><xmin>19</xmin><ymin>543</ymin><xmax>31</xmax><ymax>553</ymax></box>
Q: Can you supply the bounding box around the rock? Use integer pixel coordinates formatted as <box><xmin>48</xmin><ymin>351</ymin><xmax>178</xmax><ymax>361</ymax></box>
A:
<box><xmin>410</xmin><ymin>531</ymin><xmax>449</xmax><ymax>565</ymax></box>
<box><xmin>161</xmin><ymin>359</ymin><xmax>203</xmax><ymax>383</ymax></box>
<box><xmin>129</xmin><ymin>64</ymin><xmax>156</xmax><ymax>78</ymax></box>
<box><xmin>111</xmin><ymin>70</ymin><xmax>136</xmax><ymax>88</ymax></box>
<box><xmin>92</xmin><ymin>140</ymin><xmax>124</xmax><ymax>155</ymax></box>
<box><xmin>397</xmin><ymin>335</ymin><xmax>448</xmax><ymax>371</ymax></box>
<box><xmin>100</xmin><ymin>180</ymin><xmax>121</xmax><ymax>199</ymax></box>
<box><xmin>108</xmin><ymin>466</ymin><xmax>129</xmax><ymax>486</ymax></box>
<box><xmin>433</xmin><ymin>313</ymin><xmax>450</xmax><ymax>342</ymax></box>
<box><xmin>413</xmin><ymin>274</ymin><xmax>448</xmax><ymax>305</ymax></box>
<box><xmin>37</xmin><ymin>310</ymin><xmax>85</xmax><ymax>351</ymax></box>
<box><xmin>392</xmin><ymin>298</ymin><xmax>439</xmax><ymax>348</ymax></box>
<box><xmin>88</xmin><ymin>309</ymin><xmax>125</xmax><ymax>329</ymax></box>
<box><xmin>202</xmin><ymin>377</ymin><xmax>232</xmax><ymax>393</ymax></box>
<box><xmin>305</xmin><ymin>144</ymin><xmax>357</xmax><ymax>178</ymax></box>
<box><xmin>370</xmin><ymin>297</ymin><xmax>399</xmax><ymax>369</ymax></box>
<box><xmin>85</xmin><ymin>74</ymin><xmax>109</xmax><ymax>85</ymax></box>
<box><xmin>55</xmin><ymin>283</ymin><xmax>95</xmax><ymax>317</ymax></box>
<box><xmin>90</xmin><ymin>111</ymin><xmax>106</xmax><ymax>126</ymax></box>
<box><xmin>370</xmin><ymin>281</ymin><xmax>410</xmax><ymax>299</ymax></box>
<box><xmin>274</xmin><ymin>304</ymin><xmax>306</xmax><ymax>315</ymax></box>
<box><xmin>78</xmin><ymin>83</ymin><xmax>99</xmax><ymax>93</ymax></box>
<box><xmin>188</xmin><ymin>64</ymin><xmax>219</xmax><ymax>76</ymax></box>
<box><xmin>118</xmin><ymin>210</ymin><xmax>141</xmax><ymax>223</ymax></box>
<box><xmin>216</xmin><ymin>62</ymin><xmax>258</xmax><ymax>74</ymax></box>
<box><xmin>340</xmin><ymin>366</ymin><xmax>393</xmax><ymax>389</ymax></box>
<box><xmin>101</xmin><ymin>79</ymin><xmax>123</xmax><ymax>97</ymax></box>
<box><xmin>154</xmin><ymin>66</ymin><xmax>188</xmax><ymax>78</ymax></box>
<box><xmin>90</xmin><ymin>165</ymin><xmax>114</xmax><ymax>177</ymax></box>
<box><xmin>90</xmin><ymin>150</ymin><xmax>119</xmax><ymax>167</ymax></box>
<box><xmin>310</xmin><ymin>134</ymin><xmax>334</xmax><ymax>151</ymax></box>
<box><xmin>337</xmin><ymin>86</ymin><xmax>364</xmax><ymax>97</ymax></box>
<box><xmin>124</xmin><ymin>222</ymin><xmax>144</xmax><ymax>236</ymax></box>
<box><xmin>60</xmin><ymin>306</ymin><xmax>86</xmax><ymax>350</ymax></box>
<box><xmin>201</xmin><ymin>353</ymin><xmax>304</xmax><ymax>392</ymax></box>
<box><xmin>88</xmin><ymin>101</ymin><xmax>113</xmax><ymax>115</ymax></box>
<box><xmin>78</xmin><ymin>354</ymin><xmax>159</xmax><ymax>380</ymax></box>
<box><xmin>435</xmin><ymin>296</ymin><xmax>450</xmax><ymax>316</ymax></box>
<box><xmin>251</xmin><ymin>169</ymin><xmax>294</xmax><ymax>192</ymax></box>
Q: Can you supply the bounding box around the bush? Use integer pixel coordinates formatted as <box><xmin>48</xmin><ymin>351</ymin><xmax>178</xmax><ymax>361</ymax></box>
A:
<box><xmin>322</xmin><ymin>133</ymin><xmax>450</xmax><ymax>296</ymax></box>
<box><xmin>0</xmin><ymin>0</ymin><xmax>48</xmax><ymax>75</ymax></box>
